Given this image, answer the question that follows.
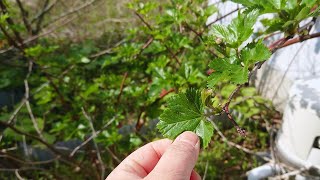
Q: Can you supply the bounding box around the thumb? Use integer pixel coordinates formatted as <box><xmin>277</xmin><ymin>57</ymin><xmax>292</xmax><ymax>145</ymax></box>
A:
<box><xmin>146</xmin><ymin>131</ymin><xmax>200</xmax><ymax>180</ymax></box>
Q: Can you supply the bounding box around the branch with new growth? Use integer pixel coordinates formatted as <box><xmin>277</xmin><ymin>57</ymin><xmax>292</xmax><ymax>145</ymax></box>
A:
<box><xmin>153</xmin><ymin>1</ymin><xmax>320</xmax><ymax>148</ymax></box>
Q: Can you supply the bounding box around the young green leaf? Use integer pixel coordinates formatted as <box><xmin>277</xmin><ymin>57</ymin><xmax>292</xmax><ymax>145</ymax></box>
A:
<box><xmin>210</xmin><ymin>8</ymin><xmax>260</xmax><ymax>47</ymax></box>
<box><xmin>229</xmin><ymin>8</ymin><xmax>260</xmax><ymax>44</ymax></box>
<box><xmin>241</xmin><ymin>40</ymin><xmax>271</xmax><ymax>67</ymax></box>
<box><xmin>207</xmin><ymin>58</ymin><xmax>248</xmax><ymax>88</ymax></box>
<box><xmin>210</xmin><ymin>24</ymin><xmax>238</xmax><ymax>46</ymax></box>
<box><xmin>157</xmin><ymin>89</ymin><xmax>214</xmax><ymax>148</ymax></box>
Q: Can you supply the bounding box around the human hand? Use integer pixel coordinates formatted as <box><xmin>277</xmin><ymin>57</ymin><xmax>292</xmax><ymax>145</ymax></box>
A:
<box><xmin>106</xmin><ymin>131</ymin><xmax>201</xmax><ymax>180</ymax></box>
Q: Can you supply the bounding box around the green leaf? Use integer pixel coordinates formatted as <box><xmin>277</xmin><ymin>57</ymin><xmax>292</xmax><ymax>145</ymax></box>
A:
<box><xmin>269</xmin><ymin>0</ymin><xmax>282</xmax><ymax>9</ymax></box>
<box><xmin>241</xmin><ymin>40</ymin><xmax>271</xmax><ymax>67</ymax></box>
<box><xmin>205</xmin><ymin>4</ymin><xmax>218</xmax><ymax>17</ymax></box>
<box><xmin>285</xmin><ymin>0</ymin><xmax>298</xmax><ymax>10</ymax></box>
<box><xmin>210</xmin><ymin>8</ymin><xmax>260</xmax><ymax>47</ymax></box>
<box><xmin>295</xmin><ymin>6</ymin><xmax>311</xmax><ymax>21</ymax></box>
<box><xmin>229</xmin><ymin>8</ymin><xmax>260</xmax><ymax>44</ymax></box>
<box><xmin>0</xmin><ymin>13</ymin><xmax>9</xmax><ymax>24</ymax></box>
<box><xmin>81</xmin><ymin>56</ymin><xmax>91</xmax><ymax>63</ymax></box>
<box><xmin>207</xmin><ymin>58</ymin><xmax>248</xmax><ymax>88</ymax></box>
<box><xmin>157</xmin><ymin>89</ymin><xmax>214</xmax><ymax>148</ymax></box>
<box><xmin>210</xmin><ymin>24</ymin><xmax>237</xmax><ymax>46</ymax></box>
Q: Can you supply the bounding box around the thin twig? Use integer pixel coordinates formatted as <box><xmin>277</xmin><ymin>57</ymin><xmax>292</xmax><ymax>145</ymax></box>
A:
<box><xmin>0</xmin><ymin>121</ymin><xmax>79</xmax><ymax>168</ymax></box>
<box><xmin>269</xmin><ymin>167</ymin><xmax>308</xmax><ymax>180</ymax></box>
<box><xmin>206</xmin><ymin>8</ymin><xmax>240</xmax><ymax>27</ymax></box>
<box><xmin>208</xmin><ymin>117</ymin><xmax>261</xmax><ymax>156</ymax></box>
<box><xmin>134</xmin><ymin>11</ymin><xmax>181</xmax><ymax>65</ymax></box>
<box><xmin>106</xmin><ymin>147</ymin><xmax>121</xmax><ymax>164</ymax></box>
<box><xmin>203</xmin><ymin>160</ymin><xmax>209</xmax><ymax>180</ymax></box>
<box><xmin>0</xmin><ymin>1</ymin><xmax>24</xmax><ymax>44</ymax></box>
<box><xmin>69</xmin><ymin>116</ymin><xmax>116</xmax><ymax>157</ymax></box>
<box><xmin>15</xmin><ymin>0</ymin><xmax>32</xmax><ymax>34</ymax></box>
<box><xmin>222</xmin><ymin>85</ymin><xmax>246</xmax><ymax>136</ymax></box>
<box><xmin>34</xmin><ymin>0</ymin><xmax>50</xmax><ymax>33</ymax></box>
<box><xmin>0</xmin><ymin>24</ymin><xmax>23</xmax><ymax>51</ymax></box>
<box><xmin>117</xmin><ymin>72</ymin><xmax>128</xmax><ymax>105</ymax></box>
<box><xmin>89</xmin><ymin>39</ymin><xmax>126</xmax><ymax>58</ymax></box>
<box><xmin>24</xmin><ymin>80</ymin><xmax>44</xmax><ymax>139</ymax></box>
<box><xmin>280</xmin><ymin>32</ymin><xmax>320</xmax><ymax>49</ymax></box>
<box><xmin>31</xmin><ymin>0</ymin><xmax>57</xmax><ymax>23</ymax></box>
<box><xmin>0</xmin><ymin>153</ymin><xmax>59</xmax><ymax>165</ymax></box>
<box><xmin>43</xmin><ymin>0</ymin><xmax>98</xmax><ymax>28</ymax></box>
<box><xmin>0</xmin><ymin>16</ymin><xmax>77</xmax><ymax>54</ymax></box>
<box><xmin>0</xmin><ymin>167</ymin><xmax>45</xmax><ymax>172</ymax></box>
<box><xmin>14</xmin><ymin>169</ymin><xmax>25</xmax><ymax>180</ymax></box>
<box><xmin>81</xmin><ymin>107</ymin><xmax>105</xmax><ymax>180</ymax></box>
<box><xmin>222</xmin><ymin>36</ymin><xmax>292</xmax><ymax>135</ymax></box>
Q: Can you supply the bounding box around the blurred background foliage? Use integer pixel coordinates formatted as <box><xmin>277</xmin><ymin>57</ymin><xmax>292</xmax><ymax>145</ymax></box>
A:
<box><xmin>0</xmin><ymin>0</ymin><xmax>281</xmax><ymax>179</ymax></box>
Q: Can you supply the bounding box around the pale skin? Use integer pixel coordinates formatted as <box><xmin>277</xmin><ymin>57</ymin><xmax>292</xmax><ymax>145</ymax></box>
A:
<box><xmin>106</xmin><ymin>131</ymin><xmax>201</xmax><ymax>180</ymax></box>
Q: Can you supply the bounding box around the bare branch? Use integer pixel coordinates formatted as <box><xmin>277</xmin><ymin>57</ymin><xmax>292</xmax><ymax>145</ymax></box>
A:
<box><xmin>208</xmin><ymin>117</ymin><xmax>261</xmax><ymax>156</ymax></box>
<box><xmin>89</xmin><ymin>39</ymin><xmax>126</xmax><ymax>58</ymax></box>
<box><xmin>69</xmin><ymin>116</ymin><xmax>116</xmax><ymax>157</ymax></box>
<box><xmin>43</xmin><ymin>0</ymin><xmax>98</xmax><ymax>28</ymax></box>
<box><xmin>81</xmin><ymin>107</ymin><xmax>105</xmax><ymax>180</ymax></box>
<box><xmin>0</xmin><ymin>16</ymin><xmax>77</xmax><ymax>54</ymax></box>
<box><xmin>134</xmin><ymin>11</ymin><xmax>181</xmax><ymax>65</ymax></box>
<box><xmin>106</xmin><ymin>147</ymin><xmax>121</xmax><ymax>164</ymax></box>
<box><xmin>31</xmin><ymin>0</ymin><xmax>57</xmax><ymax>23</ymax></box>
<box><xmin>15</xmin><ymin>0</ymin><xmax>32</xmax><ymax>34</ymax></box>
<box><xmin>269</xmin><ymin>167</ymin><xmax>308</xmax><ymax>180</ymax></box>
<box><xmin>29</xmin><ymin>0</ymin><xmax>50</xmax><ymax>34</ymax></box>
<box><xmin>206</xmin><ymin>8</ymin><xmax>240</xmax><ymax>27</ymax></box>
<box><xmin>203</xmin><ymin>160</ymin><xmax>209</xmax><ymax>180</ymax></box>
<box><xmin>14</xmin><ymin>169</ymin><xmax>25</xmax><ymax>180</ymax></box>
<box><xmin>0</xmin><ymin>167</ymin><xmax>45</xmax><ymax>172</ymax></box>
<box><xmin>0</xmin><ymin>1</ymin><xmax>24</xmax><ymax>44</ymax></box>
<box><xmin>24</xmin><ymin>80</ymin><xmax>44</xmax><ymax>139</ymax></box>
<box><xmin>117</xmin><ymin>72</ymin><xmax>128</xmax><ymax>106</ymax></box>
<box><xmin>0</xmin><ymin>121</ymin><xmax>79</xmax><ymax>169</ymax></box>
<box><xmin>0</xmin><ymin>152</ymin><xmax>59</xmax><ymax>165</ymax></box>
<box><xmin>0</xmin><ymin>24</ymin><xmax>23</xmax><ymax>51</ymax></box>
<box><xmin>280</xmin><ymin>32</ymin><xmax>320</xmax><ymax>49</ymax></box>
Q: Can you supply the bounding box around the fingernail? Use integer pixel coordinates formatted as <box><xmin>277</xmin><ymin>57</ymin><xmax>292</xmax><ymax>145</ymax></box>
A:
<box><xmin>177</xmin><ymin>131</ymin><xmax>199</xmax><ymax>147</ymax></box>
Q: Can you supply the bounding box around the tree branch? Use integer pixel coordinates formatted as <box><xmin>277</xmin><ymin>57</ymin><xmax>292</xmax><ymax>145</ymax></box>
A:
<box><xmin>280</xmin><ymin>32</ymin><xmax>320</xmax><ymax>49</ymax></box>
<box><xmin>134</xmin><ymin>11</ymin><xmax>181</xmax><ymax>65</ymax></box>
<box><xmin>24</xmin><ymin>80</ymin><xmax>44</xmax><ymax>139</ymax></box>
<box><xmin>206</xmin><ymin>8</ymin><xmax>240</xmax><ymax>27</ymax></box>
<box><xmin>222</xmin><ymin>36</ymin><xmax>292</xmax><ymax>135</ymax></box>
<box><xmin>34</xmin><ymin>0</ymin><xmax>50</xmax><ymax>34</ymax></box>
<box><xmin>117</xmin><ymin>72</ymin><xmax>128</xmax><ymax>106</ymax></box>
<box><xmin>81</xmin><ymin>107</ymin><xmax>105</xmax><ymax>180</ymax></box>
<box><xmin>69</xmin><ymin>116</ymin><xmax>116</xmax><ymax>157</ymax></box>
<box><xmin>0</xmin><ymin>121</ymin><xmax>80</xmax><ymax>169</ymax></box>
<box><xmin>43</xmin><ymin>0</ymin><xmax>98</xmax><ymax>28</ymax></box>
<box><xmin>0</xmin><ymin>1</ymin><xmax>24</xmax><ymax>45</ymax></box>
<box><xmin>15</xmin><ymin>0</ymin><xmax>32</xmax><ymax>34</ymax></box>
